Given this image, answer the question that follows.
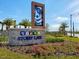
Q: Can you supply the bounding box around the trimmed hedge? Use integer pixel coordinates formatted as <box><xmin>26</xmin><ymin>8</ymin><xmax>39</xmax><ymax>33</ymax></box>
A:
<box><xmin>46</xmin><ymin>37</ymin><xmax>64</xmax><ymax>43</ymax></box>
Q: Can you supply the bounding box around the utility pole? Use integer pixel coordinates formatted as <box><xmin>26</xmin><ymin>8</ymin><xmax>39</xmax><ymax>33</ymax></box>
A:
<box><xmin>70</xmin><ymin>14</ymin><xmax>72</xmax><ymax>37</ymax></box>
<box><xmin>73</xmin><ymin>22</ymin><xmax>75</xmax><ymax>37</ymax></box>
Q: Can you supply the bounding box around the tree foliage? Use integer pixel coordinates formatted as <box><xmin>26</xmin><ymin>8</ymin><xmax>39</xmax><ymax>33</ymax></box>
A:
<box><xmin>19</xmin><ymin>19</ymin><xmax>31</xmax><ymax>28</ymax></box>
<box><xmin>59</xmin><ymin>22</ymin><xmax>68</xmax><ymax>35</ymax></box>
<box><xmin>3</xmin><ymin>18</ymin><xmax>15</xmax><ymax>30</ymax></box>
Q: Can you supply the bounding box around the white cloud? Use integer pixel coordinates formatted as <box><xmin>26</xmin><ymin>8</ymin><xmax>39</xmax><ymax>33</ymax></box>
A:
<box><xmin>65</xmin><ymin>0</ymin><xmax>79</xmax><ymax>14</ymax></box>
<box><xmin>72</xmin><ymin>14</ymin><xmax>79</xmax><ymax>24</ymax></box>
<box><xmin>48</xmin><ymin>0</ymin><xmax>79</xmax><ymax>31</ymax></box>
<box><xmin>73</xmin><ymin>17</ymin><xmax>79</xmax><ymax>24</ymax></box>
<box><xmin>48</xmin><ymin>24</ymin><xmax>61</xmax><ymax>31</ymax></box>
<box><xmin>67</xmin><ymin>0</ymin><xmax>79</xmax><ymax>9</ymax></box>
<box><xmin>48</xmin><ymin>16</ymin><xmax>69</xmax><ymax>31</ymax></box>
<box><xmin>55</xmin><ymin>16</ymin><xmax>68</xmax><ymax>23</ymax></box>
<box><xmin>72</xmin><ymin>9</ymin><xmax>79</xmax><ymax>14</ymax></box>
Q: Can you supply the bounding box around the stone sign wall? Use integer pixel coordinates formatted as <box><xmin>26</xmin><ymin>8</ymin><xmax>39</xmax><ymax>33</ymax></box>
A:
<box><xmin>9</xmin><ymin>29</ymin><xmax>45</xmax><ymax>45</ymax></box>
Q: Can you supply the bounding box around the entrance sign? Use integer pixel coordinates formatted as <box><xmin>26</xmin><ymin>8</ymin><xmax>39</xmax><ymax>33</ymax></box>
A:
<box><xmin>32</xmin><ymin>2</ymin><xmax>45</xmax><ymax>29</ymax></box>
<box><xmin>9</xmin><ymin>29</ymin><xmax>45</xmax><ymax>45</ymax></box>
<box><xmin>8</xmin><ymin>1</ymin><xmax>45</xmax><ymax>45</ymax></box>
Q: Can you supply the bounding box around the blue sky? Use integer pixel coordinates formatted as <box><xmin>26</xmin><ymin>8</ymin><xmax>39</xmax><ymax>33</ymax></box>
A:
<box><xmin>0</xmin><ymin>0</ymin><xmax>79</xmax><ymax>31</ymax></box>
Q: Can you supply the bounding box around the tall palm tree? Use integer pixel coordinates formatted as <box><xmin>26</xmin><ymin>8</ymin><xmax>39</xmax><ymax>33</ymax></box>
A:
<box><xmin>59</xmin><ymin>22</ymin><xmax>68</xmax><ymax>35</ymax></box>
<box><xmin>13</xmin><ymin>20</ymin><xmax>16</xmax><ymax>28</ymax></box>
<box><xmin>19</xmin><ymin>19</ymin><xmax>31</xmax><ymax>28</ymax></box>
<box><xmin>3</xmin><ymin>18</ymin><xmax>14</xmax><ymax>30</ymax></box>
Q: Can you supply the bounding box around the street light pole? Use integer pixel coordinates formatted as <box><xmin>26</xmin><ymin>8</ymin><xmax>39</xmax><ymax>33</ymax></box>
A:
<box><xmin>73</xmin><ymin>22</ymin><xmax>74</xmax><ymax>37</ymax></box>
<box><xmin>70</xmin><ymin>14</ymin><xmax>72</xmax><ymax>37</ymax></box>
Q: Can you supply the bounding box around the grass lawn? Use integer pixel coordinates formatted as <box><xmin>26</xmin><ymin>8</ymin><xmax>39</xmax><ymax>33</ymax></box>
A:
<box><xmin>57</xmin><ymin>36</ymin><xmax>79</xmax><ymax>42</ymax></box>
<box><xmin>45</xmin><ymin>34</ymin><xmax>79</xmax><ymax>42</ymax></box>
<box><xmin>0</xmin><ymin>47</ymin><xmax>33</xmax><ymax>59</ymax></box>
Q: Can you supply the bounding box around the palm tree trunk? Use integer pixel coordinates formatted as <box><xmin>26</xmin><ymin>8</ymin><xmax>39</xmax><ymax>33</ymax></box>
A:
<box><xmin>25</xmin><ymin>26</ymin><xmax>27</xmax><ymax>28</ymax></box>
<box><xmin>14</xmin><ymin>25</ymin><xmax>16</xmax><ymax>28</ymax></box>
<box><xmin>6</xmin><ymin>26</ymin><xmax>8</xmax><ymax>30</ymax></box>
<box><xmin>6</xmin><ymin>26</ymin><xmax>10</xmax><ymax>30</ymax></box>
<box><xmin>1</xmin><ymin>24</ymin><xmax>4</xmax><ymax>31</ymax></box>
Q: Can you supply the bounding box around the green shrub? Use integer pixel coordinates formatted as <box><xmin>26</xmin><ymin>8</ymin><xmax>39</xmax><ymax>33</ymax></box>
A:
<box><xmin>0</xmin><ymin>35</ymin><xmax>8</xmax><ymax>42</ymax></box>
<box><xmin>45</xmin><ymin>38</ymin><xmax>64</xmax><ymax>43</ymax></box>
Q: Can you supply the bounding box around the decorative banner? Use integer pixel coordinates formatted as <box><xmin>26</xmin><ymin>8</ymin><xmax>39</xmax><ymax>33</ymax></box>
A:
<box><xmin>32</xmin><ymin>1</ymin><xmax>45</xmax><ymax>30</ymax></box>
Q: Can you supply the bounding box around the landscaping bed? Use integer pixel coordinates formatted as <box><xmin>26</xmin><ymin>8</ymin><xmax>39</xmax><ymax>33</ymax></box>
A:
<box><xmin>6</xmin><ymin>41</ymin><xmax>79</xmax><ymax>56</ymax></box>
